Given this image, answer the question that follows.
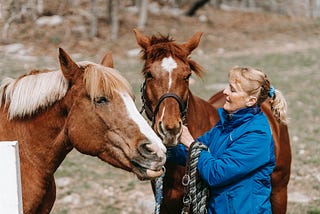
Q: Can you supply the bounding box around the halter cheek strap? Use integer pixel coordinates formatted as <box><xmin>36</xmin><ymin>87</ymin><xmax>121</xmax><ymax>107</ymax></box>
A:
<box><xmin>140</xmin><ymin>80</ymin><xmax>189</xmax><ymax>127</ymax></box>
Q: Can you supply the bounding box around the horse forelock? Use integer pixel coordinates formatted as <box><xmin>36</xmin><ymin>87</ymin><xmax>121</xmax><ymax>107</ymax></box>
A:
<box><xmin>0</xmin><ymin>70</ymin><xmax>69</xmax><ymax>120</ymax></box>
<box><xmin>81</xmin><ymin>62</ymin><xmax>133</xmax><ymax>100</ymax></box>
<box><xmin>142</xmin><ymin>35</ymin><xmax>205</xmax><ymax>79</ymax></box>
<box><xmin>145</xmin><ymin>38</ymin><xmax>187</xmax><ymax>62</ymax></box>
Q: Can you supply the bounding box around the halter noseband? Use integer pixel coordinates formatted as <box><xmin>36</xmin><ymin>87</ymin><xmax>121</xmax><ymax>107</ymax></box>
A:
<box><xmin>140</xmin><ymin>80</ymin><xmax>188</xmax><ymax>127</ymax></box>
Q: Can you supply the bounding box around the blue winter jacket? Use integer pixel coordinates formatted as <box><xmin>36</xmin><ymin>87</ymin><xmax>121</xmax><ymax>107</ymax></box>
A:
<box><xmin>167</xmin><ymin>106</ymin><xmax>275</xmax><ymax>214</ymax></box>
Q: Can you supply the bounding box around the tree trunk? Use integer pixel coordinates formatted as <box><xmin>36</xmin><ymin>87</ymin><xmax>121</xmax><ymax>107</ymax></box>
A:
<box><xmin>186</xmin><ymin>0</ymin><xmax>210</xmax><ymax>16</ymax></box>
<box><xmin>36</xmin><ymin>0</ymin><xmax>44</xmax><ymax>14</ymax></box>
<box><xmin>89</xmin><ymin>0</ymin><xmax>98</xmax><ymax>37</ymax></box>
<box><xmin>241</xmin><ymin>0</ymin><xmax>256</xmax><ymax>8</ymax></box>
<box><xmin>138</xmin><ymin>0</ymin><xmax>148</xmax><ymax>29</ymax></box>
<box><xmin>106</xmin><ymin>0</ymin><xmax>112</xmax><ymax>24</ymax></box>
<box><xmin>111</xmin><ymin>0</ymin><xmax>119</xmax><ymax>41</ymax></box>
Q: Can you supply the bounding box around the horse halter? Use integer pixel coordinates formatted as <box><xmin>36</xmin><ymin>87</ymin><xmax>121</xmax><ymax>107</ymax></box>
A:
<box><xmin>140</xmin><ymin>80</ymin><xmax>189</xmax><ymax>128</ymax></box>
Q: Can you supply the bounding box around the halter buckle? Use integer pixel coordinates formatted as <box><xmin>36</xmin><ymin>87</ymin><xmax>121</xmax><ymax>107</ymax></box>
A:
<box><xmin>182</xmin><ymin>174</ymin><xmax>190</xmax><ymax>186</ymax></box>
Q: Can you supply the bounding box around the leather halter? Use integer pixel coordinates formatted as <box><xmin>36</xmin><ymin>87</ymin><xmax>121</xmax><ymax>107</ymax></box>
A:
<box><xmin>140</xmin><ymin>80</ymin><xmax>188</xmax><ymax>127</ymax></box>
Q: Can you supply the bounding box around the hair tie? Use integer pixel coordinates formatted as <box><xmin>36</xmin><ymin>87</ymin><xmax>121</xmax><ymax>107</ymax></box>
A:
<box><xmin>268</xmin><ymin>86</ymin><xmax>275</xmax><ymax>98</ymax></box>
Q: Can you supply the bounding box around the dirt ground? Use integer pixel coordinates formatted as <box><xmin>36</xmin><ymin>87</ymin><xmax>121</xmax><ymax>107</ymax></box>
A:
<box><xmin>1</xmin><ymin>2</ymin><xmax>320</xmax><ymax>214</ymax></box>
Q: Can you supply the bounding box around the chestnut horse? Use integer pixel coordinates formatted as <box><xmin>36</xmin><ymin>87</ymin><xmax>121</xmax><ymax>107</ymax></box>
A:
<box><xmin>0</xmin><ymin>48</ymin><xmax>166</xmax><ymax>214</ymax></box>
<box><xmin>134</xmin><ymin>29</ymin><xmax>291</xmax><ymax>214</ymax></box>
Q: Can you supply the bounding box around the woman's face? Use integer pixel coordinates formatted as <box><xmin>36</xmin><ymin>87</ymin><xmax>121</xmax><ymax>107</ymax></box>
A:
<box><xmin>223</xmin><ymin>78</ymin><xmax>250</xmax><ymax>113</ymax></box>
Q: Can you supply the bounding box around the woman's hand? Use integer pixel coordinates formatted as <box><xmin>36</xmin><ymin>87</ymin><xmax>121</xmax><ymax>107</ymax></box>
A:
<box><xmin>180</xmin><ymin>125</ymin><xmax>194</xmax><ymax>149</ymax></box>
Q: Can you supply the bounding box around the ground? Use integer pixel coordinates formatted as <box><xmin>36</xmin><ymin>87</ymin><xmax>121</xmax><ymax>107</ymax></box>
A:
<box><xmin>1</xmin><ymin>3</ymin><xmax>320</xmax><ymax>214</ymax></box>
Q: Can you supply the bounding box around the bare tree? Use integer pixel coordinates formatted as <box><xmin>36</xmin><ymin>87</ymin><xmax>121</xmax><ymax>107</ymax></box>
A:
<box><xmin>110</xmin><ymin>0</ymin><xmax>119</xmax><ymax>40</ymax></box>
<box><xmin>186</xmin><ymin>0</ymin><xmax>210</xmax><ymax>16</ymax></box>
<box><xmin>137</xmin><ymin>0</ymin><xmax>148</xmax><ymax>29</ymax></box>
<box><xmin>240</xmin><ymin>0</ymin><xmax>256</xmax><ymax>8</ymax></box>
<box><xmin>309</xmin><ymin>0</ymin><xmax>320</xmax><ymax>17</ymax></box>
<box><xmin>89</xmin><ymin>0</ymin><xmax>98</xmax><ymax>37</ymax></box>
<box><xmin>2</xmin><ymin>0</ymin><xmax>37</xmax><ymax>42</ymax></box>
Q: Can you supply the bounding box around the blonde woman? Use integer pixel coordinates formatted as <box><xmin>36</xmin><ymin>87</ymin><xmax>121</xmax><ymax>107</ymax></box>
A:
<box><xmin>168</xmin><ymin>66</ymin><xmax>288</xmax><ymax>213</ymax></box>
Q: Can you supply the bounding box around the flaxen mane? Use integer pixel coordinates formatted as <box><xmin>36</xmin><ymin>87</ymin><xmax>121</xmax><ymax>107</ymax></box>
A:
<box><xmin>0</xmin><ymin>69</ymin><xmax>68</xmax><ymax>119</ymax></box>
<box><xmin>141</xmin><ymin>35</ymin><xmax>205</xmax><ymax>78</ymax></box>
<box><xmin>0</xmin><ymin>62</ymin><xmax>132</xmax><ymax>120</ymax></box>
<box><xmin>79</xmin><ymin>61</ymin><xmax>133</xmax><ymax>101</ymax></box>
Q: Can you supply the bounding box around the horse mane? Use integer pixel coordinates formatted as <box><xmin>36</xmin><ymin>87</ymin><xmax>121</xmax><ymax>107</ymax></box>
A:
<box><xmin>0</xmin><ymin>62</ymin><xmax>132</xmax><ymax>120</ymax></box>
<box><xmin>79</xmin><ymin>61</ymin><xmax>133</xmax><ymax>101</ymax></box>
<box><xmin>141</xmin><ymin>34</ymin><xmax>205</xmax><ymax>78</ymax></box>
<box><xmin>0</xmin><ymin>69</ymin><xmax>68</xmax><ymax>120</ymax></box>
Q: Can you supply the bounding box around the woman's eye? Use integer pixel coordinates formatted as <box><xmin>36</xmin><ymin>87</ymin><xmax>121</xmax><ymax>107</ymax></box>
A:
<box><xmin>229</xmin><ymin>85</ymin><xmax>236</xmax><ymax>92</ymax></box>
<box><xmin>145</xmin><ymin>72</ymin><xmax>153</xmax><ymax>79</ymax></box>
<box><xmin>94</xmin><ymin>96</ymin><xmax>109</xmax><ymax>104</ymax></box>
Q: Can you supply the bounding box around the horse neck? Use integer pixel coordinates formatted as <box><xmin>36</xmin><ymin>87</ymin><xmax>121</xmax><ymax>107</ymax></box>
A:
<box><xmin>186</xmin><ymin>91</ymin><xmax>219</xmax><ymax>139</ymax></box>
<box><xmin>16</xmin><ymin>101</ymin><xmax>72</xmax><ymax>175</ymax></box>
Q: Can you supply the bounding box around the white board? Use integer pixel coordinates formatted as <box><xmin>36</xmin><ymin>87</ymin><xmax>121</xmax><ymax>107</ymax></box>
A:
<box><xmin>0</xmin><ymin>141</ymin><xmax>23</xmax><ymax>214</ymax></box>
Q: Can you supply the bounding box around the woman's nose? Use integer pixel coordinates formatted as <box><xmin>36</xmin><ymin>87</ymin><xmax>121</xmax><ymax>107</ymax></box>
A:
<box><xmin>223</xmin><ymin>87</ymin><xmax>229</xmax><ymax>95</ymax></box>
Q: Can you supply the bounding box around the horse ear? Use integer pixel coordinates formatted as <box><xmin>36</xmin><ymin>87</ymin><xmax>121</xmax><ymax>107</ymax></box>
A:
<box><xmin>182</xmin><ymin>32</ymin><xmax>203</xmax><ymax>55</ymax></box>
<box><xmin>59</xmin><ymin>47</ymin><xmax>79</xmax><ymax>81</ymax></box>
<box><xmin>133</xmin><ymin>28</ymin><xmax>150</xmax><ymax>50</ymax></box>
<box><xmin>100</xmin><ymin>51</ymin><xmax>114</xmax><ymax>68</ymax></box>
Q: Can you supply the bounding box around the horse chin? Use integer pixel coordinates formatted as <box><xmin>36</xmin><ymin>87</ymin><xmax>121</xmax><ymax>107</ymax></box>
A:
<box><xmin>137</xmin><ymin>169</ymin><xmax>164</xmax><ymax>180</ymax></box>
<box><xmin>131</xmin><ymin>162</ymin><xmax>165</xmax><ymax>180</ymax></box>
<box><xmin>146</xmin><ymin>169</ymin><xmax>164</xmax><ymax>179</ymax></box>
<box><xmin>162</xmin><ymin>136</ymin><xmax>179</xmax><ymax>147</ymax></box>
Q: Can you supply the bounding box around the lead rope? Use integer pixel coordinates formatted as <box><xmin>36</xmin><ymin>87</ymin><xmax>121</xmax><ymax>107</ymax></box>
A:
<box><xmin>182</xmin><ymin>141</ymin><xmax>209</xmax><ymax>214</ymax></box>
<box><xmin>154</xmin><ymin>167</ymin><xmax>166</xmax><ymax>214</ymax></box>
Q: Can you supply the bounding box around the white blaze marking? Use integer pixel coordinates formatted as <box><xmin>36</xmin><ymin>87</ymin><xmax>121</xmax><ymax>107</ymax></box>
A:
<box><xmin>161</xmin><ymin>56</ymin><xmax>177</xmax><ymax>90</ymax></box>
<box><xmin>120</xmin><ymin>93</ymin><xmax>166</xmax><ymax>152</ymax></box>
<box><xmin>160</xmin><ymin>107</ymin><xmax>165</xmax><ymax>122</ymax></box>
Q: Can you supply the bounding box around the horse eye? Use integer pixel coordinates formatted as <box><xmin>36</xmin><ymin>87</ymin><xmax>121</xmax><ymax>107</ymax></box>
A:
<box><xmin>94</xmin><ymin>96</ymin><xmax>109</xmax><ymax>104</ymax></box>
<box><xmin>145</xmin><ymin>72</ymin><xmax>153</xmax><ymax>79</ymax></box>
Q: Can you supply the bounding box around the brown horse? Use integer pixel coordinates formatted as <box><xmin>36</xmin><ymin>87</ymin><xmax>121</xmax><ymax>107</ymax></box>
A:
<box><xmin>134</xmin><ymin>29</ymin><xmax>291</xmax><ymax>214</ymax></box>
<box><xmin>0</xmin><ymin>48</ymin><xmax>166</xmax><ymax>214</ymax></box>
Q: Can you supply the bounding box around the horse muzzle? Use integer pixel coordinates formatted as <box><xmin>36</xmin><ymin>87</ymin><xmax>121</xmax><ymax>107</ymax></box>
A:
<box><xmin>157</xmin><ymin>120</ymin><xmax>183</xmax><ymax>147</ymax></box>
<box><xmin>130</xmin><ymin>141</ymin><xmax>166</xmax><ymax>180</ymax></box>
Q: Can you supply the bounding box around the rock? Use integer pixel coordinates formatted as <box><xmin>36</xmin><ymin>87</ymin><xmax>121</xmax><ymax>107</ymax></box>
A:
<box><xmin>56</xmin><ymin>177</ymin><xmax>72</xmax><ymax>187</ymax></box>
<box><xmin>288</xmin><ymin>192</ymin><xmax>311</xmax><ymax>203</ymax></box>
<box><xmin>127</xmin><ymin>49</ymin><xmax>141</xmax><ymax>57</ymax></box>
<box><xmin>61</xmin><ymin>193</ymin><xmax>81</xmax><ymax>205</ymax></box>
<box><xmin>0</xmin><ymin>43</ymin><xmax>25</xmax><ymax>54</ymax></box>
<box><xmin>36</xmin><ymin>15</ymin><xmax>63</xmax><ymax>26</ymax></box>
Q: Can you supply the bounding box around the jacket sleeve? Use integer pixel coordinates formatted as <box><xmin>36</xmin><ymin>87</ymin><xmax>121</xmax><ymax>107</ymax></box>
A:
<box><xmin>195</xmin><ymin>126</ymin><xmax>217</xmax><ymax>147</ymax></box>
<box><xmin>197</xmin><ymin>129</ymin><xmax>273</xmax><ymax>187</ymax></box>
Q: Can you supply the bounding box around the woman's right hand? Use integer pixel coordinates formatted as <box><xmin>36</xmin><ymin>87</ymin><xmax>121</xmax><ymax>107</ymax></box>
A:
<box><xmin>180</xmin><ymin>125</ymin><xmax>194</xmax><ymax>149</ymax></box>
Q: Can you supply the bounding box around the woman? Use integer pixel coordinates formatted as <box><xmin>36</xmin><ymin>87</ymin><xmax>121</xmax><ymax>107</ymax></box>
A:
<box><xmin>168</xmin><ymin>66</ymin><xmax>288</xmax><ymax>213</ymax></box>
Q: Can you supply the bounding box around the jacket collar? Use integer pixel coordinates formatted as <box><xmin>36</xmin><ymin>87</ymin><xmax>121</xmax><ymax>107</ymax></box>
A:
<box><xmin>218</xmin><ymin>106</ymin><xmax>261</xmax><ymax>128</ymax></box>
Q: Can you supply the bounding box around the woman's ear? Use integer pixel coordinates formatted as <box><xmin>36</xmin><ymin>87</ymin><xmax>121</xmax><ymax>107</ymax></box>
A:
<box><xmin>246</xmin><ymin>96</ymin><xmax>257</xmax><ymax>107</ymax></box>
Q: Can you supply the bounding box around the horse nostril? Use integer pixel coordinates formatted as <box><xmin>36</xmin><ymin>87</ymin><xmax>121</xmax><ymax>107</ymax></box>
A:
<box><xmin>158</xmin><ymin>121</ymin><xmax>165</xmax><ymax>135</ymax></box>
<box><xmin>139</xmin><ymin>142</ymin><xmax>156</xmax><ymax>156</ymax></box>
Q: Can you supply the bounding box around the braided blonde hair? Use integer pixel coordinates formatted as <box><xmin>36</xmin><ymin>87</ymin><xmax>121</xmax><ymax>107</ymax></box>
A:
<box><xmin>229</xmin><ymin>66</ymin><xmax>288</xmax><ymax>125</ymax></box>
